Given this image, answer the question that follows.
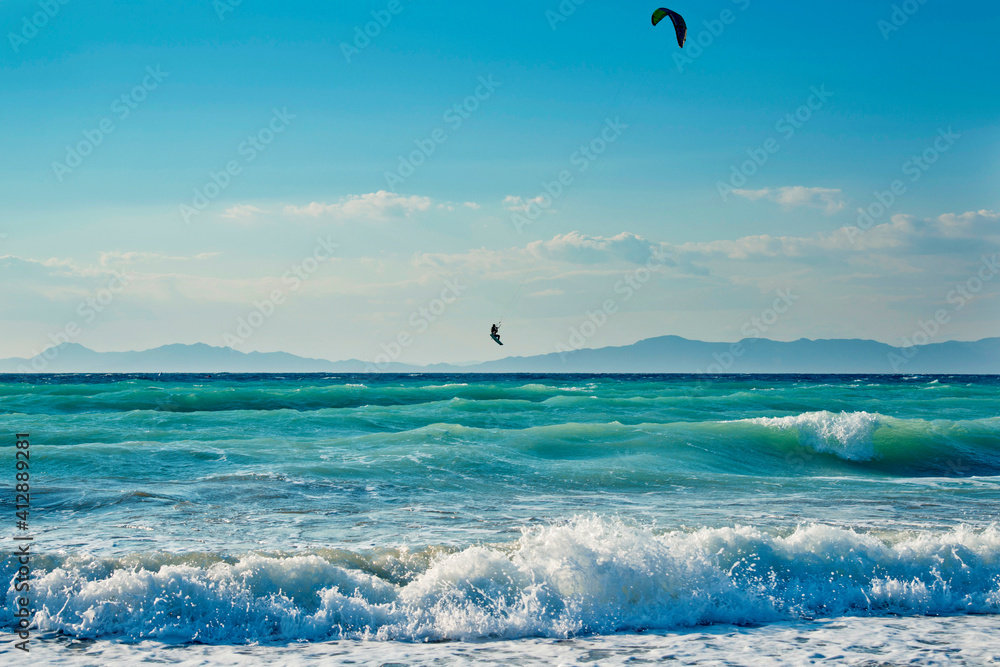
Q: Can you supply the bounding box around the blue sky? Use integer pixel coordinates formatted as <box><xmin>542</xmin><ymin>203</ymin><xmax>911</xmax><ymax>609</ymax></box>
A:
<box><xmin>1</xmin><ymin>0</ymin><xmax>998</xmax><ymax>364</ymax></box>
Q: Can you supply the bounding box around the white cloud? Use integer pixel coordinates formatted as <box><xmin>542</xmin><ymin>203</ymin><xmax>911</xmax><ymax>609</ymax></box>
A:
<box><xmin>528</xmin><ymin>232</ymin><xmax>674</xmax><ymax>266</ymax></box>
<box><xmin>284</xmin><ymin>191</ymin><xmax>434</xmax><ymax>220</ymax></box>
<box><xmin>408</xmin><ymin>210</ymin><xmax>999</xmax><ymax>276</ymax></box>
<box><xmin>734</xmin><ymin>186</ymin><xmax>846</xmax><ymax>214</ymax></box>
<box><xmin>898</xmin><ymin>209</ymin><xmax>1000</xmax><ymax>240</ymax></box>
<box><xmin>851</xmin><ymin>210</ymin><xmax>1000</xmax><ymax>255</ymax></box>
<box><xmin>503</xmin><ymin>195</ymin><xmax>553</xmax><ymax>214</ymax></box>
<box><xmin>98</xmin><ymin>251</ymin><xmax>221</xmax><ymax>267</ymax></box>
<box><xmin>530</xmin><ymin>288</ymin><xmax>565</xmax><ymax>298</ymax></box>
<box><xmin>415</xmin><ymin>232</ymin><xmax>674</xmax><ymax>272</ymax></box>
<box><xmin>221</xmin><ymin>204</ymin><xmax>265</xmax><ymax>221</ymax></box>
<box><xmin>436</xmin><ymin>201</ymin><xmax>482</xmax><ymax>212</ymax></box>
<box><xmin>0</xmin><ymin>255</ymin><xmax>132</xmax><ymax>280</ymax></box>
<box><xmin>674</xmin><ymin>210</ymin><xmax>1000</xmax><ymax>262</ymax></box>
<box><xmin>0</xmin><ymin>255</ymin><xmax>138</xmax><ymax>309</ymax></box>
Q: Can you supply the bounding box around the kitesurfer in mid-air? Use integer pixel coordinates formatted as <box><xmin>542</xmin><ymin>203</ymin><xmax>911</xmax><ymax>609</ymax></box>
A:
<box><xmin>490</xmin><ymin>323</ymin><xmax>502</xmax><ymax>345</ymax></box>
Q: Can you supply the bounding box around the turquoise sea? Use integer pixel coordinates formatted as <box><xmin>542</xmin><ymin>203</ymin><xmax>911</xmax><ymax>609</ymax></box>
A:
<box><xmin>2</xmin><ymin>374</ymin><xmax>999</xmax><ymax>665</ymax></box>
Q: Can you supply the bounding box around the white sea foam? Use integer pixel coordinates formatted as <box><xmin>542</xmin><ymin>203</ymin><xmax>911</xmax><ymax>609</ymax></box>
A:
<box><xmin>9</xmin><ymin>615</ymin><xmax>1000</xmax><ymax>666</ymax></box>
<box><xmin>747</xmin><ymin>411</ymin><xmax>882</xmax><ymax>460</ymax></box>
<box><xmin>14</xmin><ymin>517</ymin><xmax>1000</xmax><ymax>644</ymax></box>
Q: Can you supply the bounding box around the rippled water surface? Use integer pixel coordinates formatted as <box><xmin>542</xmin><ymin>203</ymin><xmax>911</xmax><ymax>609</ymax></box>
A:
<box><xmin>1</xmin><ymin>374</ymin><xmax>998</xmax><ymax>660</ymax></box>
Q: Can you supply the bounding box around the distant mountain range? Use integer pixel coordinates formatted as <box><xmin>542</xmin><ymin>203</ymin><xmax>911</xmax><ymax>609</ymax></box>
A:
<box><xmin>2</xmin><ymin>337</ymin><xmax>999</xmax><ymax>374</ymax></box>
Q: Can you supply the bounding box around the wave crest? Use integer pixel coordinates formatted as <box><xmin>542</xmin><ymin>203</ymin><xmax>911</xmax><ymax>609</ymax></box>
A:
<box><xmin>747</xmin><ymin>411</ymin><xmax>882</xmax><ymax>461</ymax></box>
<box><xmin>13</xmin><ymin>517</ymin><xmax>1000</xmax><ymax>643</ymax></box>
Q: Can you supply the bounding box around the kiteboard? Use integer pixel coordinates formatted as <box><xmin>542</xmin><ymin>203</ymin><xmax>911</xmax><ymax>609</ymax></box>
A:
<box><xmin>491</xmin><ymin>333</ymin><xmax>503</xmax><ymax>346</ymax></box>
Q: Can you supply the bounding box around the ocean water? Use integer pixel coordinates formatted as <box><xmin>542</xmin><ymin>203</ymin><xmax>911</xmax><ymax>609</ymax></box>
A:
<box><xmin>2</xmin><ymin>373</ymin><xmax>999</xmax><ymax>665</ymax></box>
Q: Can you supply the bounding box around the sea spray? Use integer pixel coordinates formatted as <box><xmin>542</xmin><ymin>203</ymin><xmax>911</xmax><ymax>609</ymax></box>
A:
<box><xmin>14</xmin><ymin>518</ymin><xmax>1000</xmax><ymax>643</ymax></box>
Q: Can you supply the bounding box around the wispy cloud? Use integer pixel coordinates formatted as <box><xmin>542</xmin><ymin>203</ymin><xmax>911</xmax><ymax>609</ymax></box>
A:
<box><xmin>733</xmin><ymin>186</ymin><xmax>846</xmax><ymax>214</ymax></box>
<box><xmin>413</xmin><ymin>232</ymin><xmax>678</xmax><ymax>279</ymax></box>
<box><xmin>675</xmin><ymin>209</ymin><xmax>1000</xmax><ymax>261</ymax></box>
<box><xmin>528</xmin><ymin>232</ymin><xmax>674</xmax><ymax>266</ymax></box>
<box><xmin>98</xmin><ymin>251</ymin><xmax>221</xmax><ymax>267</ymax></box>
<box><xmin>530</xmin><ymin>288</ymin><xmax>565</xmax><ymax>298</ymax></box>
<box><xmin>503</xmin><ymin>195</ymin><xmax>553</xmax><ymax>214</ymax></box>
<box><xmin>284</xmin><ymin>191</ymin><xmax>437</xmax><ymax>220</ymax></box>
<box><xmin>437</xmin><ymin>201</ymin><xmax>481</xmax><ymax>212</ymax></box>
<box><xmin>221</xmin><ymin>204</ymin><xmax>266</xmax><ymax>221</ymax></box>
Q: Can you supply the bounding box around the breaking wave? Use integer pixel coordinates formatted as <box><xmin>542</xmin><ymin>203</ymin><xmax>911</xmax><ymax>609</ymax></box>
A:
<box><xmin>10</xmin><ymin>517</ymin><xmax>1000</xmax><ymax>644</ymax></box>
<box><xmin>746</xmin><ymin>411</ymin><xmax>883</xmax><ymax>461</ymax></box>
